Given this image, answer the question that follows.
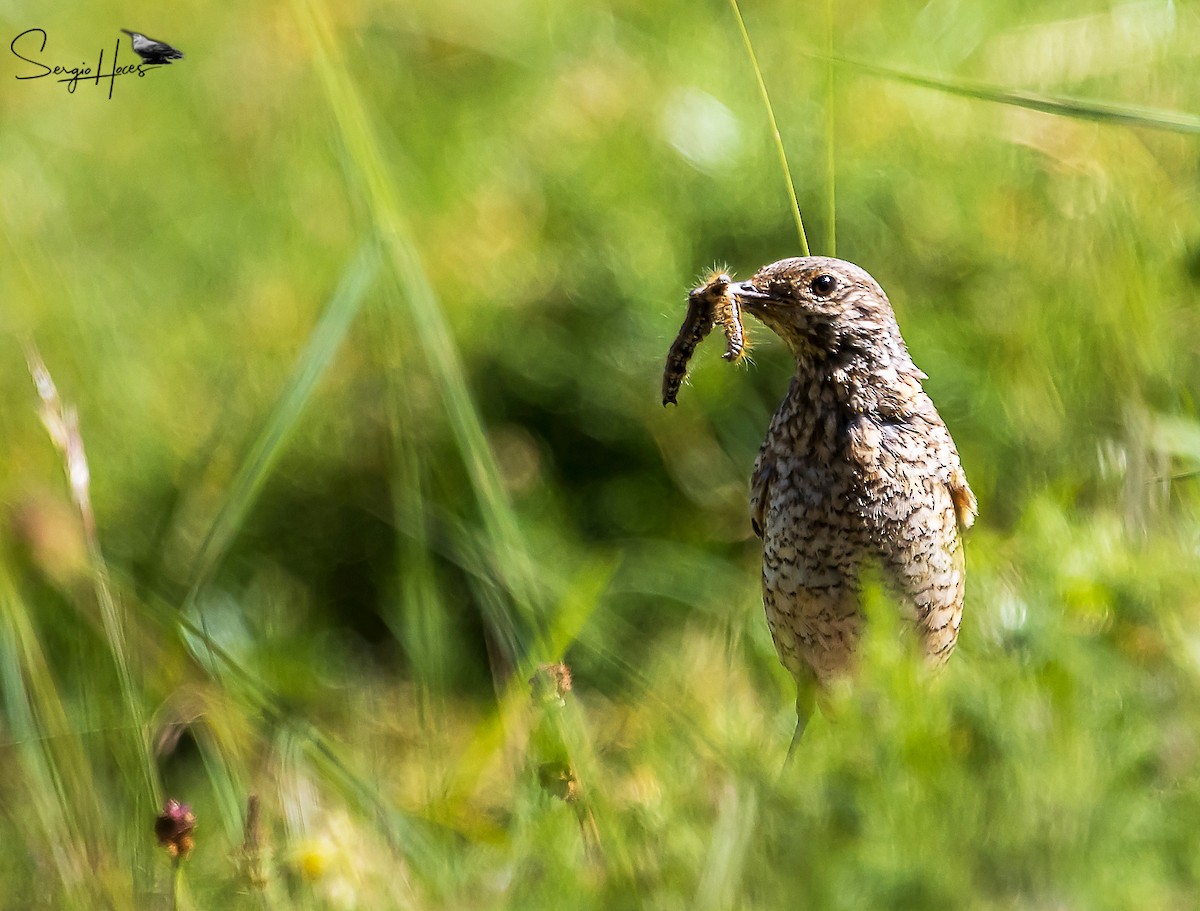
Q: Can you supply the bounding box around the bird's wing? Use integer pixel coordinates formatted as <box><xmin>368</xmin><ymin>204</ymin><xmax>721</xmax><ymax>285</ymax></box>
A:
<box><xmin>749</xmin><ymin>446</ymin><xmax>772</xmax><ymax>538</ymax></box>
<box><xmin>916</xmin><ymin>396</ymin><xmax>976</xmax><ymax>531</ymax></box>
<box><xmin>917</xmin><ymin>395</ymin><xmax>976</xmax><ymax>531</ymax></box>
<box><xmin>948</xmin><ymin>466</ymin><xmax>976</xmax><ymax>530</ymax></box>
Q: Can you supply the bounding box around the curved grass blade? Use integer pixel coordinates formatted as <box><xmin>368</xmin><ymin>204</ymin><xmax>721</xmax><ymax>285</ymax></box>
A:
<box><xmin>183</xmin><ymin>242</ymin><xmax>379</xmax><ymax>609</ymax></box>
<box><xmin>139</xmin><ymin>581</ymin><xmax>452</xmax><ymax>872</ymax></box>
<box><xmin>823</xmin><ymin>0</ymin><xmax>836</xmax><ymax>256</ymax></box>
<box><xmin>818</xmin><ymin>53</ymin><xmax>1200</xmax><ymax>135</ymax></box>
<box><xmin>729</xmin><ymin>0</ymin><xmax>811</xmax><ymax>255</ymax></box>
<box><xmin>294</xmin><ymin>0</ymin><xmax>544</xmax><ymax>672</ymax></box>
<box><xmin>25</xmin><ymin>345</ymin><xmax>160</xmax><ymax>808</ymax></box>
<box><xmin>0</xmin><ymin>565</ymin><xmax>99</xmax><ymax>909</ymax></box>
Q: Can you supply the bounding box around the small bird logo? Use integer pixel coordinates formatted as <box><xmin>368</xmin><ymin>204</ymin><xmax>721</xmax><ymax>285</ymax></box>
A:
<box><xmin>120</xmin><ymin>29</ymin><xmax>184</xmax><ymax>66</ymax></box>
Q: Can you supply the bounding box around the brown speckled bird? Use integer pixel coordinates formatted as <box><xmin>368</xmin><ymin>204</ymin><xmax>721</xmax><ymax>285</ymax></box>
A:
<box><xmin>729</xmin><ymin>257</ymin><xmax>976</xmax><ymax>756</ymax></box>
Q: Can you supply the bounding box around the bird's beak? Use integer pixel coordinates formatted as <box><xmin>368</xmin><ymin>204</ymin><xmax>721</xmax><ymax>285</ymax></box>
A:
<box><xmin>729</xmin><ymin>280</ymin><xmax>775</xmax><ymax>314</ymax></box>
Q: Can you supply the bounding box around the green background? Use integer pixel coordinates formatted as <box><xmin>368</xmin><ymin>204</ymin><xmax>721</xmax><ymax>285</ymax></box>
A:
<box><xmin>3</xmin><ymin>0</ymin><xmax>1200</xmax><ymax>907</ymax></box>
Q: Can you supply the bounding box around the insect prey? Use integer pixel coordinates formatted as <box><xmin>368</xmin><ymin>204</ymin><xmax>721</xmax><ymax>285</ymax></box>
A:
<box><xmin>661</xmin><ymin>271</ymin><xmax>748</xmax><ymax>406</ymax></box>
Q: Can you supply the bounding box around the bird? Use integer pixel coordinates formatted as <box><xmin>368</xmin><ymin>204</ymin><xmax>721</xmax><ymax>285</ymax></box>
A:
<box><xmin>120</xmin><ymin>29</ymin><xmax>185</xmax><ymax>66</ymax></box>
<box><xmin>727</xmin><ymin>257</ymin><xmax>976</xmax><ymax>759</ymax></box>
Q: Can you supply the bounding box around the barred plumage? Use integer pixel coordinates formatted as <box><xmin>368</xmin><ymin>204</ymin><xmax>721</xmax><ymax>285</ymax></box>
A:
<box><xmin>730</xmin><ymin>257</ymin><xmax>976</xmax><ymax>753</ymax></box>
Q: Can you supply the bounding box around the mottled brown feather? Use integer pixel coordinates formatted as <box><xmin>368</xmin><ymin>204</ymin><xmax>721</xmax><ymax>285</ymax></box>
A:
<box><xmin>733</xmin><ymin>257</ymin><xmax>975</xmax><ymax>687</ymax></box>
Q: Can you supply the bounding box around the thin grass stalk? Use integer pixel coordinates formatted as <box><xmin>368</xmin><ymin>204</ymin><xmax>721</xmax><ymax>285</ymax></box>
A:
<box><xmin>729</xmin><ymin>0</ymin><xmax>810</xmax><ymax>255</ymax></box>
<box><xmin>694</xmin><ymin>778</ymin><xmax>760</xmax><ymax>911</ymax></box>
<box><xmin>0</xmin><ymin>568</ymin><xmax>93</xmax><ymax>908</ymax></box>
<box><xmin>437</xmin><ymin>558</ymin><xmax>617</xmax><ymax>814</ymax></box>
<box><xmin>823</xmin><ymin>0</ymin><xmax>836</xmax><ymax>256</ymax></box>
<box><xmin>369</xmin><ymin>283</ymin><xmax>450</xmax><ymax>702</ymax></box>
<box><xmin>389</xmin><ymin>403</ymin><xmax>451</xmax><ymax>718</ymax></box>
<box><xmin>24</xmin><ymin>345</ymin><xmax>160</xmax><ymax>808</ymax></box>
<box><xmin>182</xmin><ymin>242</ymin><xmax>378</xmax><ymax>614</ymax></box>
<box><xmin>814</xmin><ymin>51</ymin><xmax>1200</xmax><ymax>135</ymax></box>
<box><xmin>294</xmin><ymin>0</ymin><xmax>545</xmax><ymax>673</ymax></box>
<box><xmin>146</xmin><ymin>583</ymin><xmax>451</xmax><ymax>869</ymax></box>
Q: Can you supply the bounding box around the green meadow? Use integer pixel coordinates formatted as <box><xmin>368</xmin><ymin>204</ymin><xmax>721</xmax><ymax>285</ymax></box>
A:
<box><xmin>3</xmin><ymin>0</ymin><xmax>1200</xmax><ymax>907</ymax></box>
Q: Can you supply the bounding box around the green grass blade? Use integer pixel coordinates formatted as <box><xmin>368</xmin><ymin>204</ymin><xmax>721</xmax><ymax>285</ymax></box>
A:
<box><xmin>295</xmin><ymin>0</ymin><xmax>544</xmax><ymax>670</ymax></box>
<box><xmin>729</xmin><ymin>0</ymin><xmax>811</xmax><ymax>255</ymax></box>
<box><xmin>695</xmin><ymin>778</ymin><xmax>759</xmax><ymax>911</ymax></box>
<box><xmin>25</xmin><ymin>345</ymin><xmax>160</xmax><ymax>811</ymax></box>
<box><xmin>821</xmin><ymin>53</ymin><xmax>1200</xmax><ymax>135</ymax></box>
<box><xmin>0</xmin><ymin>565</ymin><xmax>97</xmax><ymax>908</ymax></box>
<box><xmin>387</xmin><ymin>400</ymin><xmax>453</xmax><ymax>703</ymax></box>
<box><xmin>135</xmin><ymin>580</ymin><xmax>454</xmax><ymax>873</ymax></box>
<box><xmin>438</xmin><ymin>556</ymin><xmax>618</xmax><ymax>809</ymax></box>
<box><xmin>184</xmin><ymin>242</ymin><xmax>379</xmax><ymax>603</ymax></box>
<box><xmin>823</xmin><ymin>0</ymin><xmax>836</xmax><ymax>257</ymax></box>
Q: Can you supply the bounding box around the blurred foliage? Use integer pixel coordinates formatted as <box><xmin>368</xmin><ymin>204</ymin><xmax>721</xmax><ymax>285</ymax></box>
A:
<box><xmin>2</xmin><ymin>0</ymin><xmax>1200</xmax><ymax>907</ymax></box>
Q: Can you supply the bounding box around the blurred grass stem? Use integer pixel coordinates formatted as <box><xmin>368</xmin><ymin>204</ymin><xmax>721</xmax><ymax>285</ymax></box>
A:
<box><xmin>729</xmin><ymin>0</ymin><xmax>811</xmax><ymax>255</ymax></box>
<box><xmin>24</xmin><ymin>343</ymin><xmax>159</xmax><ymax>806</ymax></box>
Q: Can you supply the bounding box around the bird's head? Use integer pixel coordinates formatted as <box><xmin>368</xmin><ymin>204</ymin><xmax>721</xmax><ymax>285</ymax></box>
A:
<box><xmin>731</xmin><ymin>257</ymin><xmax>909</xmax><ymax>368</ymax></box>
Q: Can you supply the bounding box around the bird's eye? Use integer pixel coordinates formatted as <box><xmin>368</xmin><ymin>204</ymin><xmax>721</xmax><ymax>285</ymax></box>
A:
<box><xmin>810</xmin><ymin>273</ymin><xmax>837</xmax><ymax>297</ymax></box>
